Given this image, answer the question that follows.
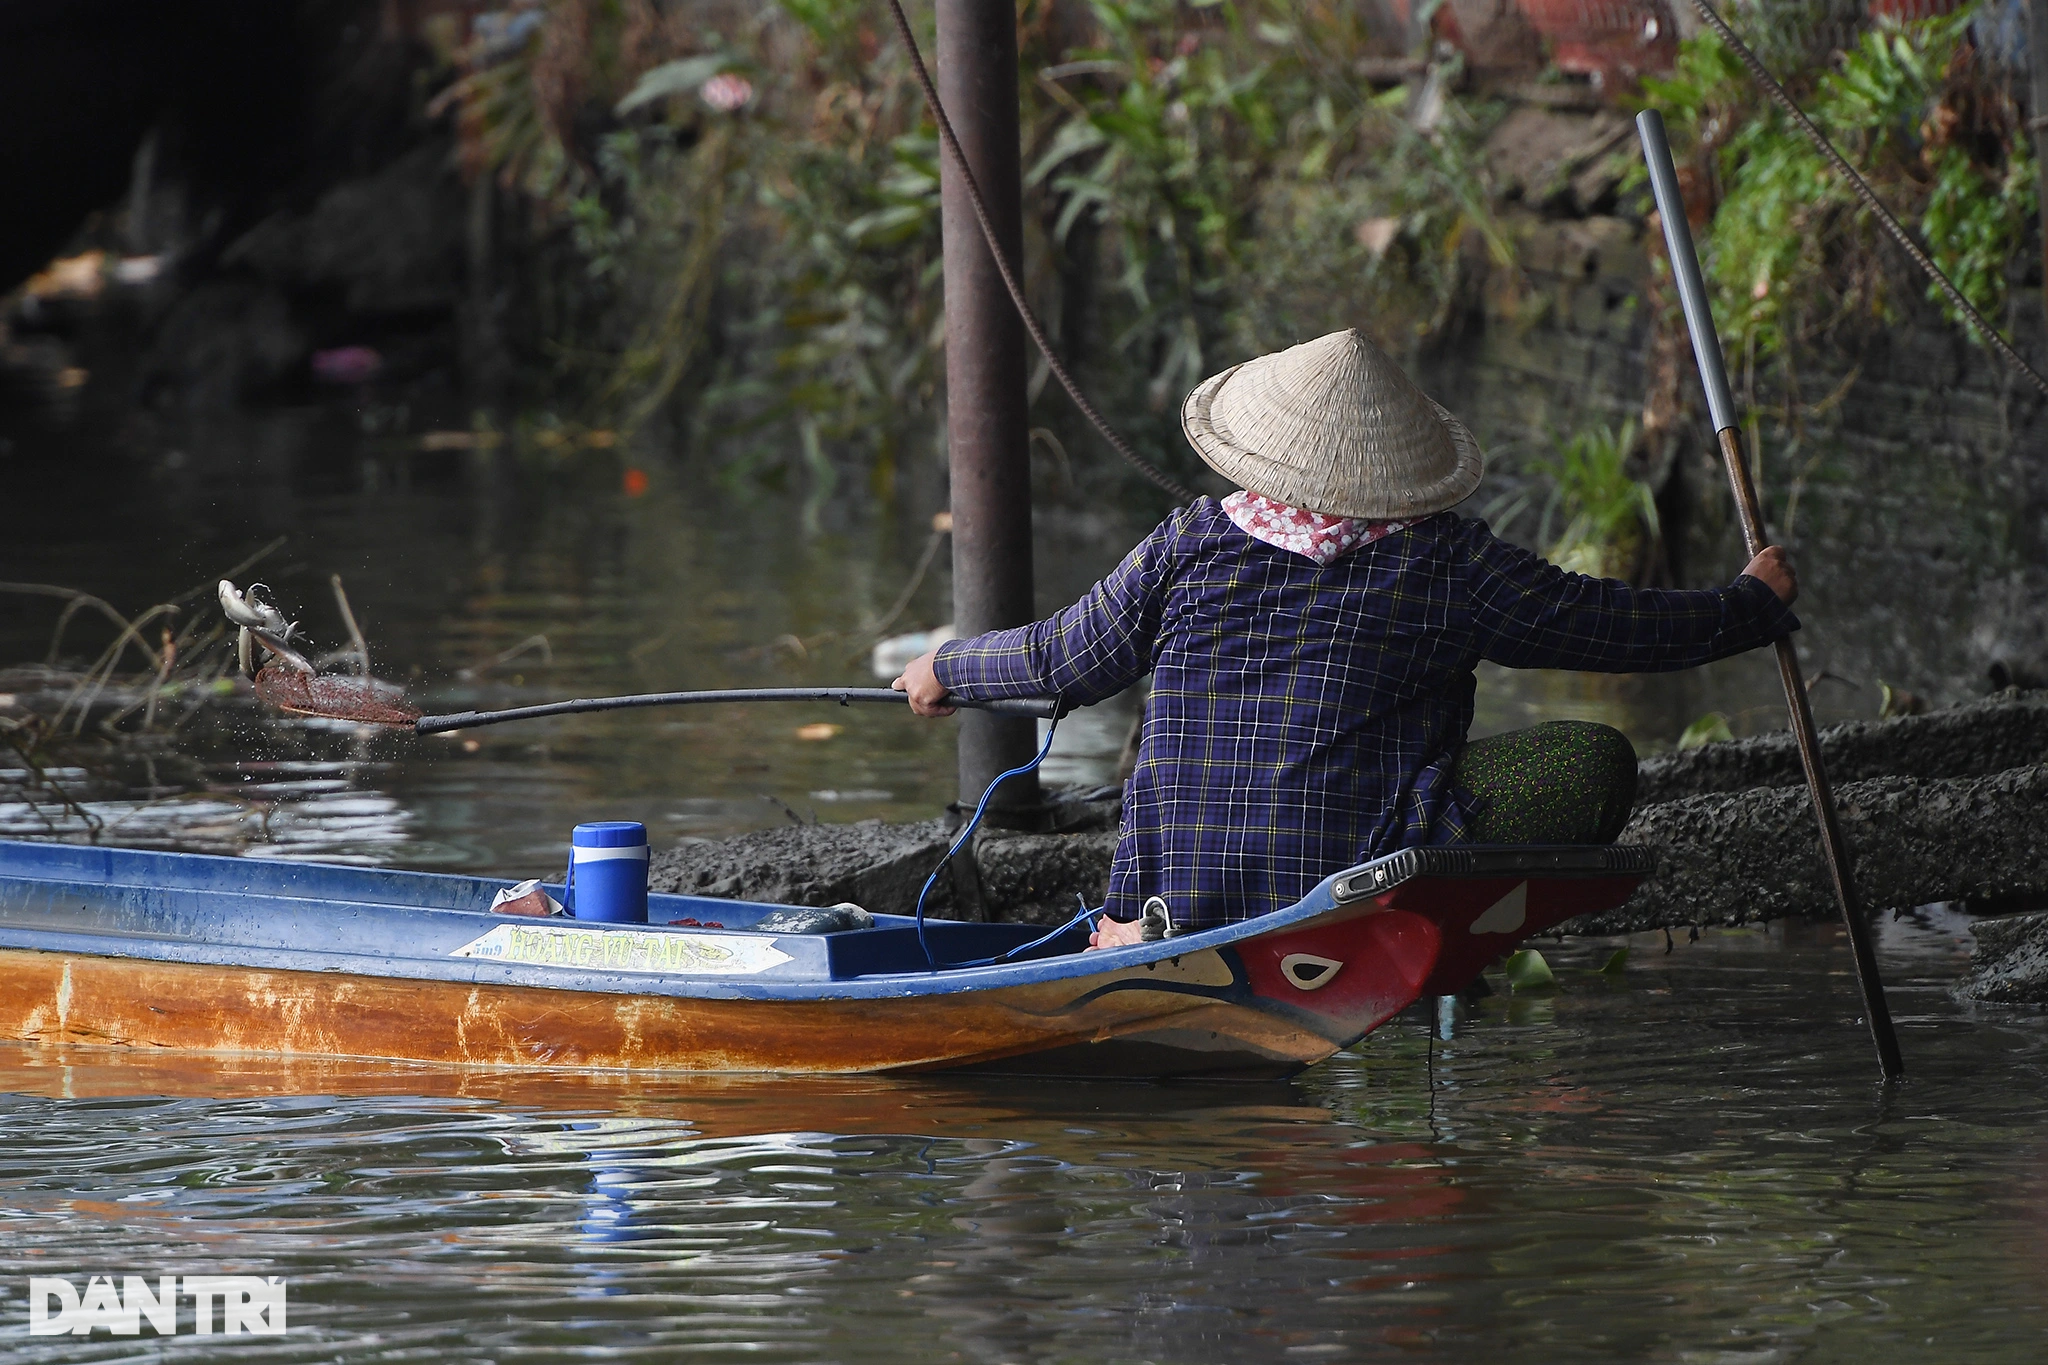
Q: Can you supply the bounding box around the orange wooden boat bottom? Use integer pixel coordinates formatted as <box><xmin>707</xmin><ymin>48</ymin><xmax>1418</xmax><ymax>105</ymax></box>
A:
<box><xmin>0</xmin><ymin>942</ymin><xmax>1376</xmax><ymax>1078</ymax></box>
<box><xmin>0</xmin><ymin>841</ymin><xmax>1653</xmax><ymax>1079</ymax></box>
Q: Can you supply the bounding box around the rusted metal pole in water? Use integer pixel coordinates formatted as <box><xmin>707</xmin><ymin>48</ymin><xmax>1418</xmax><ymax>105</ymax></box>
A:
<box><xmin>1636</xmin><ymin>110</ymin><xmax>1904</xmax><ymax>1081</ymax></box>
<box><xmin>936</xmin><ymin>0</ymin><xmax>1041</xmax><ymax>820</ymax></box>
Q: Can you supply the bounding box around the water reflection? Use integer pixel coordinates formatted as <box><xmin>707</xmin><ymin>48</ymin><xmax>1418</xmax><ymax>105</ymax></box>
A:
<box><xmin>0</xmin><ymin>405</ymin><xmax>1156</xmax><ymax>873</ymax></box>
<box><xmin>0</xmin><ymin>916</ymin><xmax>2042</xmax><ymax>1359</ymax></box>
<box><xmin>0</xmin><ymin>401</ymin><xmax>2016</xmax><ymax>877</ymax></box>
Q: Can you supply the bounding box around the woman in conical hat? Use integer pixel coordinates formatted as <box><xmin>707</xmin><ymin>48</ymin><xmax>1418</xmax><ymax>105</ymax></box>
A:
<box><xmin>896</xmin><ymin>329</ymin><xmax>1797</xmax><ymax>949</ymax></box>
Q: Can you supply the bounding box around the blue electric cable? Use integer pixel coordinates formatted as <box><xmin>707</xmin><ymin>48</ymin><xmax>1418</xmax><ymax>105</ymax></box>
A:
<box><xmin>941</xmin><ymin>895</ymin><xmax>1101</xmax><ymax>969</ymax></box>
<box><xmin>911</xmin><ymin>714</ymin><xmax>1069</xmax><ymax>969</ymax></box>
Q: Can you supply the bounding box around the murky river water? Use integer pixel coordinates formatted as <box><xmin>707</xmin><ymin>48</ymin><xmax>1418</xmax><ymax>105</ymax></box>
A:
<box><xmin>0</xmin><ymin>912</ymin><xmax>2041</xmax><ymax>1361</ymax></box>
<box><xmin>0</xmin><ymin>404</ymin><xmax>1917</xmax><ymax>878</ymax></box>
<box><xmin>4</xmin><ymin>405</ymin><xmax>2041</xmax><ymax>1359</ymax></box>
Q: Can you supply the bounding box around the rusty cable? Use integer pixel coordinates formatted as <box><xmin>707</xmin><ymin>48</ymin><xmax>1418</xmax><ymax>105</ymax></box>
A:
<box><xmin>882</xmin><ymin>0</ymin><xmax>1197</xmax><ymax>503</ymax></box>
<box><xmin>1686</xmin><ymin>0</ymin><xmax>2048</xmax><ymax>401</ymax></box>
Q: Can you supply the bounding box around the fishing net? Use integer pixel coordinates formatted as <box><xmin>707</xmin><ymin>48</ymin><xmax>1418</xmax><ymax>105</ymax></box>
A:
<box><xmin>252</xmin><ymin>667</ymin><xmax>422</xmax><ymax>726</ymax></box>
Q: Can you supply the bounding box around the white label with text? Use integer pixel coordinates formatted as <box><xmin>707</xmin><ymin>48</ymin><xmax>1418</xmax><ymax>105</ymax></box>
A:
<box><xmin>450</xmin><ymin>922</ymin><xmax>793</xmax><ymax>974</ymax></box>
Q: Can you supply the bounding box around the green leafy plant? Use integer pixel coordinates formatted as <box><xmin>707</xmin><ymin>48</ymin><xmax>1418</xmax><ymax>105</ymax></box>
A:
<box><xmin>426</xmin><ymin>0</ymin><xmax>1532</xmax><ymax>499</ymax></box>
<box><xmin>1677</xmin><ymin>711</ymin><xmax>1735</xmax><ymax>750</ymax></box>
<box><xmin>1642</xmin><ymin>8</ymin><xmax>2036</xmax><ymax>364</ymax></box>
<box><xmin>1503</xmin><ymin>948</ymin><xmax>1559</xmax><ymax>994</ymax></box>
<box><xmin>1529</xmin><ymin>419</ymin><xmax>1660</xmax><ymax>582</ymax></box>
<box><xmin>431</xmin><ymin>1</ymin><xmax>2037</xmax><ymax>519</ymax></box>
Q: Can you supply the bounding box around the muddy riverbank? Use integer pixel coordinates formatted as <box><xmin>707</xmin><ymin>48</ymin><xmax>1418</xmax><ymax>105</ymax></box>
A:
<box><xmin>651</xmin><ymin>689</ymin><xmax>2048</xmax><ymax>932</ymax></box>
<box><xmin>1958</xmin><ymin>907</ymin><xmax>2048</xmax><ymax>1002</ymax></box>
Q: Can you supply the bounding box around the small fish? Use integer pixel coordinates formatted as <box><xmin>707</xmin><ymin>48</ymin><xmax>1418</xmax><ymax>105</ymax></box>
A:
<box><xmin>218</xmin><ymin>580</ymin><xmax>288</xmax><ymax>634</ymax></box>
<box><xmin>219</xmin><ymin>581</ymin><xmax>314</xmax><ymax>676</ymax></box>
<box><xmin>239</xmin><ymin>625</ymin><xmax>315</xmax><ymax>677</ymax></box>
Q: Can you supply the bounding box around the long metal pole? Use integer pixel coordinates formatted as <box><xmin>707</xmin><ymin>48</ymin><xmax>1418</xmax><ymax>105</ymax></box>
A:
<box><xmin>1636</xmin><ymin>110</ymin><xmax>1904</xmax><ymax>1081</ymax></box>
<box><xmin>411</xmin><ymin>689</ymin><xmax>1060</xmax><ymax>736</ymax></box>
<box><xmin>2030</xmin><ymin>0</ymin><xmax>2048</xmax><ymax>306</ymax></box>
<box><xmin>937</xmin><ymin>0</ymin><xmax>1040</xmax><ymax>819</ymax></box>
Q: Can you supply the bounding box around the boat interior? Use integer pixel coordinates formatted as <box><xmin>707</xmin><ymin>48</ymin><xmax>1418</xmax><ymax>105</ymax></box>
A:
<box><xmin>0</xmin><ymin>839</ymin><xmax>1097</xmax><ymax>980</ymax></box>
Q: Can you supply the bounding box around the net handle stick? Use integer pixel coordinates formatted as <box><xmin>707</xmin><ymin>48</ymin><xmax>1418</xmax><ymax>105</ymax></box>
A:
<box><xmin>1638</xmin><ymin>110</ymin><xmax>1903</xmax><ymax>1082</ymax></box>
<box><xmin>413</xmin><ymin>687</ymin><xmax>1060</xmax><ymax>735</ymax></box>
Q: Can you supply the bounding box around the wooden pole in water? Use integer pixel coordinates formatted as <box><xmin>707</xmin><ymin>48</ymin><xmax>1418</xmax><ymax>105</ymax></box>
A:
<box><xmin>1636</xmin><ymin>110</ymin><xmax>1904</xmax><ymax>1081</ymax></box>
<box><xmin>936</xmin><ymin>0</ymin><xmax>1041</xmax><ymax>822</ymax></box>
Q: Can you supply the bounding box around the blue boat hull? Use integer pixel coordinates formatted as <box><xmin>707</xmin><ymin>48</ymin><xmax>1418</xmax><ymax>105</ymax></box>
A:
<box><xmin>0</xmin><ymin>839</ymin><xmax>1652</xmax><ymax>1077</ymax></box>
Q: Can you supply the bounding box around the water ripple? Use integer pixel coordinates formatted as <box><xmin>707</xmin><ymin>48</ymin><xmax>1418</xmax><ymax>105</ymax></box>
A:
<box><xmin>0</xmin><ymin>918</ymin><xmax>2044</xmax><ymax>1361</ymax></box>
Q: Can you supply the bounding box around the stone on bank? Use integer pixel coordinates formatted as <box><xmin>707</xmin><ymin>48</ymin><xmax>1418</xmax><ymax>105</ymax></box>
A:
<box><xmin>650</xmin><ymin>692</ymin><xmax>2048</xmax><ymax>937</ymax></box>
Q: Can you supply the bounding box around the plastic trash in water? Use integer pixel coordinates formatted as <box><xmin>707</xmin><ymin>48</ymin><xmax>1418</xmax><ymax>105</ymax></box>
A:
<box><xmin>870</xmin><ymin>624</ymin><xmax>955</xmax><ymax>680</ymax></box>
<box><xmin>113</xmin><ymin>256</ymin><xmax>163</xmax><ymax>285</ymax></box>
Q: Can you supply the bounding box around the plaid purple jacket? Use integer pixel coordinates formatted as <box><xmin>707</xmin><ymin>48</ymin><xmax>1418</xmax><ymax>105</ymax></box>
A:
<box><xmin>933</xmin><ymin>498</ymin><xmax>1798</xmax><ymax>929</ymax></box>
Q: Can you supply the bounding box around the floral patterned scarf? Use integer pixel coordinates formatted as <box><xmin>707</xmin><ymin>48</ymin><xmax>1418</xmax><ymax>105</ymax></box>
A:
<box><xmin>1220</xmin><ymin>490</ymin><xmax>1410</xmax><ymax>566</ymax></box>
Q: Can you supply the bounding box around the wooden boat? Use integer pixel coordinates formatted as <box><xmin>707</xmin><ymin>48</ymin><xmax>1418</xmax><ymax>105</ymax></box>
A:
<box><xmin>0</xmin><ymin>838</ymin><xmax>1651</xmax><ymax>1079</ymax></box>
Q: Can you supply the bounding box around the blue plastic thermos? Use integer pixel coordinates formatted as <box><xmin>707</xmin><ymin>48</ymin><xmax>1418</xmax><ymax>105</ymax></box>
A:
<box><xmin>566</xmin><ymin>821</ymin><xmax>649</xmax><ymax>924</ymax></box>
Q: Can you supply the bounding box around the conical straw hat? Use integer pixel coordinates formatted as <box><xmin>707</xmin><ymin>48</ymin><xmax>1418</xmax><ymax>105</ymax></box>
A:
<box><xmin>1181</xmin><ymin>328</ymin><xmax>1485</xmax><ymax>519</ymax></box>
